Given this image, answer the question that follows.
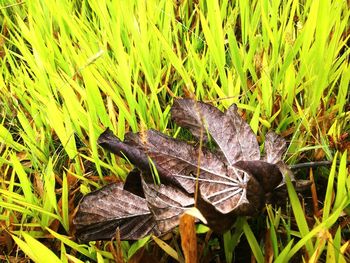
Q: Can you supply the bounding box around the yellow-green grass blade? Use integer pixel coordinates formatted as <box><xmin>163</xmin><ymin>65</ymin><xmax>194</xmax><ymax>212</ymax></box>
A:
<box><xmin>46</xmin><ymin>228</ymin><xmax>96</xmax><ymax>261</ymax></box>
<box><xmin>333</xmin><ymin>151</ymin><xmax>348</xmax><ymax>210</ymax></box>
<box><xmin>242</xmin><ymin>218</ymin><xmax>264</xmax><ymax>263</ymax></box>
<box><xmin>11</xmin><ymin>154</ymin><xmax>35</xmax><ymax>204</ymax></box>
<box><xmin>285</xmin><ymin>175</ymin><xmax>313</xmax><ymax>255</ymax></box>
<box><xmin>12</xmin><ymin>232</ymin><xmax>61</xmax><ymax>263</ymax></box>
<box><xmin>323</xmin><ymin>154</ymin><xmax>338</xmax><ymax>220</ymax></box>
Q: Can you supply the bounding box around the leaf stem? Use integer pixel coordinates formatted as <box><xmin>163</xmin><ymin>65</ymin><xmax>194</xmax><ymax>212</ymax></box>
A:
<box><xmin>194</xmin><ymin>102</ymin><xmax>204</xmax><ymax>206</ymax></box>
<box><xmin>289</xmin><ymin>160</ymin><xmax>350</xmax><ymax>170</ymax></box>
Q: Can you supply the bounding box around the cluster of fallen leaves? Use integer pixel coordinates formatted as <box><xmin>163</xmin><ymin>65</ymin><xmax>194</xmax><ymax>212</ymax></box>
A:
<box><xmin>74</xmin><ymin>99</ymin><xmax>295</xmax><ymax>243</ymax></box>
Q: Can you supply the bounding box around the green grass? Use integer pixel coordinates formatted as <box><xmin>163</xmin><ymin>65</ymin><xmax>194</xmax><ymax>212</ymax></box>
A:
<box><xmin>0</xmin><ymin>0</ymin><xmax>349</xmax><ymax>262</ymax></box>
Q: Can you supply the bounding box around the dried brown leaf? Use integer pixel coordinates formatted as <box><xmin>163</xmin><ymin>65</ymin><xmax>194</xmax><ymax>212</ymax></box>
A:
<box><xmin>264</xmin><ymin>131</ymin><xmax>287</xmax><ymax>164</ymax></box>
<box><xmin>98</xmin><ymin>128</ymin><xmax>150</xmax><ymax>173</ymax></box>
<box><xmin>123</xmin><ymin>169</ymin><xmax>144</xmax><ymax>198</ymax></box>
<box><xmin>74</xmin><ymin>183</ymin><xmax>160</xmax><ymax>241</ymax></box>
<box><xmin>76</xmin><ymin>99</ymin><xmax>289</xmax><ymax>241</ymax></box>
<box><xmin>197</xmin><ymin>168</ymin><xmax>264</xmax><ymax>233</ymax></box>
<box><xmin>171</xmin><ymin>99</ymin><xmax>260</xmax><ymax>165</ymax></box>
<box><xmin>264</xmin><ymin>228</ymin><xmax>274</xmax><ymax>263</ymax></box>
<box><xmin>141</xmin><ymin>177</ymin><xmax>194</xmax><ymax>233</ymax></box>
<box><xmin>179</xmin><ymin>213</ymin><xmax>197</xmax><ymax>263</ymax></box>
<box><xmin>126</xmin><ymin>129</ymin><xmax>227</xmax><ymax>194</ymax></box>
<box><xmin>233</xmin><ymin>161</ymin><xmax>282</xmax><ymax>193</ymax></box>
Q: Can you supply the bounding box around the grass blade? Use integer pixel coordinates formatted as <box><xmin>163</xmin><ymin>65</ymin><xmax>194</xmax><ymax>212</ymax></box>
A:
<box><xmin>285</xmin><ymin>175</ymin><xmax>313</xmax><ymax>255</ymax></box>
<box><xmin>12</xmin><ymin>232</ymin><xmax>61</xmax><ymax>263</ymax></box>
<box><xmin>243</xmin><ymin>218</ymin><xmax>264</xmax><ymax>263</ymax></box>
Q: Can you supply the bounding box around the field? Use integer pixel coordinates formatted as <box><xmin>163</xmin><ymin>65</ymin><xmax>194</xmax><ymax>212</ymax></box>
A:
<box><xmin>0</xmin><ymin>0</ymin><xmax>349</xmax><ymax>262</ymax></box>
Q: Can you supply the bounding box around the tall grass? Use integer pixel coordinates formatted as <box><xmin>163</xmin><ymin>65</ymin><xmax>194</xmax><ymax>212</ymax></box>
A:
<box><xmin>0</xmin><ymin>0</ymin><xmax>349</xmax><ymax>262</ymax></box>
